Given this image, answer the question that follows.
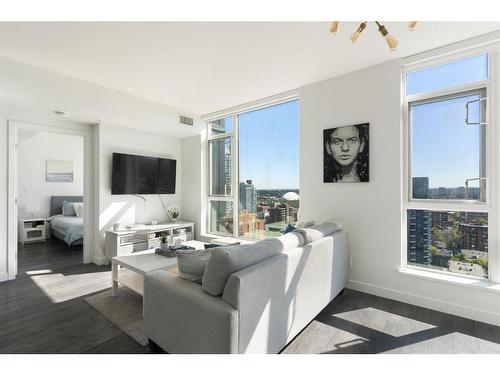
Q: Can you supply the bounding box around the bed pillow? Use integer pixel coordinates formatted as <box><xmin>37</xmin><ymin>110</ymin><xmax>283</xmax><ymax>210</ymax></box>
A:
<box><xmin>72</xmin><ymin>202</ymin><xmax>84</xmax><ymax>218</ymax></box>
<box><xmin>62</xmin><ymin>201</ymin><xmax>76</xmax><ymax>216</ymax></box>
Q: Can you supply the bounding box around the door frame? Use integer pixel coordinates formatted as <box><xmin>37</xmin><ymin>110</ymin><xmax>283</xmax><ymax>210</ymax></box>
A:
<box><xmin>7</xmin><ymin>119</ymin><xmax>96</xmax><ymax>279</ymax></box>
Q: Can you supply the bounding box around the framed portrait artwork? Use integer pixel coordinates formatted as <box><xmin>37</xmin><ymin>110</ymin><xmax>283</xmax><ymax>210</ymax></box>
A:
<box><xmin>323</xmin><ymin>123</ymin><xmax>369</xmax><ymax>183</ymax></box>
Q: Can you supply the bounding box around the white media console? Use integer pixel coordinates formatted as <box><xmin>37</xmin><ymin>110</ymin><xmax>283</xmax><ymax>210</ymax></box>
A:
<box><xmin>105</xmin><ymin>221</ymin><xmax>194</xmax><ymax>258</ymax></box>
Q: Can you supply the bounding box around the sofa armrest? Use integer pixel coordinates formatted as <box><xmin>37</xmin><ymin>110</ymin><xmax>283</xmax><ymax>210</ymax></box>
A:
<box><xmin>144</xmin><ymin>270</ymin><xmax>239</xmax><ymax>354</ymax></box>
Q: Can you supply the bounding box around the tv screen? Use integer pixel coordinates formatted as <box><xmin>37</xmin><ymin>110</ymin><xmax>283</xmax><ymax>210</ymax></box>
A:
<box><xmin>111</xmin><ymin>153</ymin><xmax>176</xmax><ymax>195</ymax></box>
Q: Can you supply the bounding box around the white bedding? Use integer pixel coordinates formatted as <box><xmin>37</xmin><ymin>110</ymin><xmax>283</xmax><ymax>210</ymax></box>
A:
<box><xmin>49</xmin><ymin>214</ymin><xmax>84</xmax><ymax>245</ymax></box>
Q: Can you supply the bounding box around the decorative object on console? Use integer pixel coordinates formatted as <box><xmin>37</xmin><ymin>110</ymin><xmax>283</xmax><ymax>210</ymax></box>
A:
<box><xmin>46</xmin><ymin>159</ymin><xmax>74</xmax><ymax>182</ymax></box>
<box><xmin>167</xmin><ymin>205</ymin><xmax>179</xmax><ymax>223</ymax></box>
<box><xmin>323</xmin><ymin>123</ymin><xmax>369</xmax><ymax>183</ymax></box>
<box><xmin>113</xmin><ymin>223</ymin><xmax>121</xmax><ymax>231</ymax></box>
<box><xmin>159</xmin><ymin>234</ymin><xmax>169</xmax><ymax>251</ymax></box>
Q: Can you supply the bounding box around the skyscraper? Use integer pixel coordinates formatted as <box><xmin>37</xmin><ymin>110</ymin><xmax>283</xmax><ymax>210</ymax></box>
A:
<box><xmin>408</xmin><ymin>177</ymin><xmax>431</xmax><ymax>265</ymax></box>
<box><xmin>239</xmin><ymin>180</ymin><xmax>257</xmax><ymax>213</ymax></box>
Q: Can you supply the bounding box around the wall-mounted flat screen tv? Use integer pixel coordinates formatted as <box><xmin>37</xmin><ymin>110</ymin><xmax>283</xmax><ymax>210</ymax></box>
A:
<box><xmin>111</xmin><ymin>152</ymin><xmax>177</xmax><ymax>194</ymax></box>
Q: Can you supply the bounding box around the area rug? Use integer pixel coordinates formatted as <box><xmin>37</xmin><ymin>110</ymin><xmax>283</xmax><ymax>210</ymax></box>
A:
<box><xmin>85</xmin><ymin>287</ymin><xmax>147</xmax><ymax>346</ymax></box>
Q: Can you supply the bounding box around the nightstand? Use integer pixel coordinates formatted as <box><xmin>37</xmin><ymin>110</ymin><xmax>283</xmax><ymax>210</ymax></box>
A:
<box><xmin>19</xmin><ymin>218</ymin><xmax>47</xmax><ymax>245</ymax></box>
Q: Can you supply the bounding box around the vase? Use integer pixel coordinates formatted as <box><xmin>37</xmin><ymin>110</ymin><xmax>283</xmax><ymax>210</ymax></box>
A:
<box><xmin>172</xmin><ymin>218</ymin><xmax>177</xmax><ymax>223</ymax></box>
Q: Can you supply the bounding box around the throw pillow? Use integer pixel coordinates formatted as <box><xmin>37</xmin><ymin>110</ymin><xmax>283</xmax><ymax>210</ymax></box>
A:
<box><xmin>176</xmin><ymin>249</ymin><xmax>212</xmax><ymax>284</ymax></box>
<box><xmin>293</xmin><ymin>222</ymin><xmax>341</xmax><ymax>244</ymax></box>
<box><xmin>295</xmin><ymin>220</ymin><xmax>315</xmax><ymax>228</ymax></box>
<box><xmin>62</xmin><ymin>201</ymin><xmax>76</xmax><ymax>216</ymax></box>
<box><xmin>72</xmin><ymin>202</ymin><xmax>84</xmax><ymax>218</ymax></box>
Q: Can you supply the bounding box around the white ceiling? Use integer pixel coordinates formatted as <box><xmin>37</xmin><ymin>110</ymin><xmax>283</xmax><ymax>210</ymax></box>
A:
<box><xmin>1</xmin><ymin>22</ymin><xmax>500</xmax><ymax>115</ymax></box>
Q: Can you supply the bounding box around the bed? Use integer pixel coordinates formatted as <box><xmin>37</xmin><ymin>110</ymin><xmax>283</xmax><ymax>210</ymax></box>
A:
<box><xmin>48</xmin><ymin>196</ymin><xmax>84</xmax><ymax>247</ymax></box>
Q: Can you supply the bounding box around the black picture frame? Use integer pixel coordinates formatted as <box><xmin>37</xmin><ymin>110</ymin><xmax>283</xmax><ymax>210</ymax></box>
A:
<box><xmin>323</xmin><ymin>123</ymin><xmax>369</xmax><ymax>183</ymax></box>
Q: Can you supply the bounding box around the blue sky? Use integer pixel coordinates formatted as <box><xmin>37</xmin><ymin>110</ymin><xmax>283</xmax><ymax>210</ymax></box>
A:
<box><xmin>409</xmin><ymin>54</ymin><xmax>487</xmax><ymax>189</ymax></box>
<box><xmin>238</xmin><ymin>100</ymin><xmax>299</xmax><ymax>189</ymax></box>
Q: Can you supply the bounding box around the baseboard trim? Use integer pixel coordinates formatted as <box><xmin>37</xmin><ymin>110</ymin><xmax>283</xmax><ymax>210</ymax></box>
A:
<box><xmin>347</xmin><ymin>279</ymin><xmax>500</xmax><ymax>327</ymax></box>
<box><xmin>93</xmin><ymin>256</ymin><xmax>109</xmax><ymax>266</ymax></box>
<box><xmin>0</xmin><ymin>273</ymin><xmax>9</xmax><ymax>282</ymax></box>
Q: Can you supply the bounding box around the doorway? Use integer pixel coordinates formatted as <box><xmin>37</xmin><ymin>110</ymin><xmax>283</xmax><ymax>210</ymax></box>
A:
<box><xmin>7</xmin><ymin>120</ymin><xmax>96</xmax><ymax>280</ymax></box>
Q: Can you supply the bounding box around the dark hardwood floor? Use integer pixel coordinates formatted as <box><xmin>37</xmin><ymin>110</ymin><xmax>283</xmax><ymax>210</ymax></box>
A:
<box><xmin>0</xmin><ymin>239</ymin><xmax>149</xmax><ymax>354</ymax></box>
<box><xmin>1</xmin><ymin>239</ymin><xmax>500</xmax><ymax>354</ymax></box>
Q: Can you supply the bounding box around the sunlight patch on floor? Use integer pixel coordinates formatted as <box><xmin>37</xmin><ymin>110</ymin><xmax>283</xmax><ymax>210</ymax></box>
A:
<box><xmin>25</xmin><ymin>269</ymin><xmax>53</xmax><ymax>275</ymax></box>
<box><xmin>30</xmin><ymin>271</ymin><xmax>111</xmax><ymax>303</ymax></box>
<box><xmin>332</xmin><ymin>307</ymin><xmax>436</xmax><ymax>337</ymax></box>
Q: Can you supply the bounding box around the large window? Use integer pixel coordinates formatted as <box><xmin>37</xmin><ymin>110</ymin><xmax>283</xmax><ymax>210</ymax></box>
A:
<box><xmin>404</xmin><ymin>53</ymin><xmax>491</xmax><ymax>279</ymax></box>
<box><xmin>207</xmin><ymin>99</ymin><xmax>299</xmax><ymax>240</ymax></box>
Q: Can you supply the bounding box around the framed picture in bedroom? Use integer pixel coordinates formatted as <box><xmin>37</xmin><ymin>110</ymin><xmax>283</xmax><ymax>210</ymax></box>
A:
<box><xmin>46</xmin><ymin>159</ymin><xmax>74</xmax><ymax>182</ymax></box>
<box><xmin>323</xmin><ymin>123</ymin><xmax>369</xmax><ymax>183</ymax></box>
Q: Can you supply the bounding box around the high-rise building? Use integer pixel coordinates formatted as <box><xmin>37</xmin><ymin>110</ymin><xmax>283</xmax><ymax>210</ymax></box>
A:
<box><xmin>224</xmin><ymin>149</ymin><xmax>231</xmax><ymax>196</ymax></box>
<box><xmin>268</xmin><ymin>204</ymin><xmax>287</xmax><ymax>224</ymax></box>
<box><xmin>412</xmin><ymin>177</ymin><xmax>429</xmax><ymax>199</ymax></box>
<box><xmin>211</xmin><ymin>137</ymin><xmax>231</xmax><ymax>196</ymax></box>
<box><xmin>431</xmin><ymin>211</ymin><xmax>450</xmax><ymax>229</ymax></box>
<box><xmin>408</xmin><ymin>210</ymin><xmax>432</xmax><ymax>265</ymax></box>
<box><xmin>460</xmin><ymin>223</ymin><xmax>488</xmax><ymax>252</ymax></box>
<box><xmin>408</xmin><ymin>178</ymin><xmax>431</xmax><ymax>265</ymax></box>
<box><xmin>239</xmin><ymin>180</ymin><xmax>257</xmax><ymax>213</ymax></box>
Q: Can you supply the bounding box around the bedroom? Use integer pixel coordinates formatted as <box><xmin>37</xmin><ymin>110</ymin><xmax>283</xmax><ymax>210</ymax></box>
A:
<box><xmin>17</xmin><ymin>128</ymin><xmax>85</xmax><ymax>268</ymax></box>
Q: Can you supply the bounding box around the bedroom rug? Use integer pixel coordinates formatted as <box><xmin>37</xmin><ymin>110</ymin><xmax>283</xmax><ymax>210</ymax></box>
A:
<box><xmin>85</xmin><ymin>287</ymin><xmax>147</xmax><ymax>346</ymax></box>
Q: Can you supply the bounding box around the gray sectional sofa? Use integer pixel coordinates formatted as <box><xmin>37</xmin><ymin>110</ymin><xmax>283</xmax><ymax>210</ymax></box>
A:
<box><xmin>143</xmin><ymin>223</ymin><xmax>349</xmax><ymax>354</ymax></box>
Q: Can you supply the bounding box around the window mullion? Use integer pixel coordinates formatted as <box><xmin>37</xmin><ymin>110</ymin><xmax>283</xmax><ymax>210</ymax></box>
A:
<box><xmin>233</xmin><ymin>113</ymin><xmax>239</xmax><ymax>238</ymax></box>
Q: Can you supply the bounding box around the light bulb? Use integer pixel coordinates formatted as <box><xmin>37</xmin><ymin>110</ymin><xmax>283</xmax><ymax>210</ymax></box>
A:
<box><xmin>350</xmin><ymin>31</ymin><xmax>361</xmax><ymax>43</ymax></box>
<box><xmin>408</xmin><ymin>21</ymin><xmax>418</xmax><ymax>31</ymax></box>
<box><xmin>385</xmin><ymin>34</ymin><xmax>399</xmax><ymax>51</ymax></box>
<box><xmin>375</xmin><ymin>22</ymin><xmax>398</xmax><ymax>51</ymax></box>
<box><xmin>350</xmin><ymin>22</ymin><xmax>367</xmax><ymax>43</ymax></box>
<box><xmin>330</xmin><ymin>21</ymin><xmax>339</xmax><ymax>34</ymax></box>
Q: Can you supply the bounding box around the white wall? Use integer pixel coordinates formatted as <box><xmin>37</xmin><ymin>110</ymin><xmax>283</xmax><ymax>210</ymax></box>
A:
<box><xmin>0</xmin><ymin>113</ymin><xmax>7</xmax><ymax>281</ymax></box>
<box><xmin>17</xmin><ymin>131</ymin><xmax>84</xmax><ymax>220</ymax></box>
<box><xmin>299</xmin><ymin>60</ymin><xmax>500</xmax><ymax>326</ymax></box>
<box><xmin>97</xmin><ymin>124</ymin><xmax>183</xmax><ymax>259</ymax></box>
<box><xmin>181</xmin><ymin>133</ymin><xmax>206</xmax><ymax>240</ymax></box>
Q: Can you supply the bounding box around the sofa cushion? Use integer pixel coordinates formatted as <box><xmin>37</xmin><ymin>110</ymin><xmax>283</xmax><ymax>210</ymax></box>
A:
<box><xmin>202</xmin><ymin>232</ymin><xmax>303</xmax><ymax>296</ymax></box>
<box><xmin>176</xmin><ymin>249</ymin><xmax>212</xmax><ymax>284</ymax></box>
<box><xmin>293</xmin><ymin>222</ymin><xmax>341</xmax><ymax>244</ymax></box>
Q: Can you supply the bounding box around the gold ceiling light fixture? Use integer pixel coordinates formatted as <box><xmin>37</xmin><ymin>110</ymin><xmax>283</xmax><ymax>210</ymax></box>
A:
<box><xmin>330</xmin><ymin>21</ymin><xmax>417</xmax><ymax>51</ymax></box>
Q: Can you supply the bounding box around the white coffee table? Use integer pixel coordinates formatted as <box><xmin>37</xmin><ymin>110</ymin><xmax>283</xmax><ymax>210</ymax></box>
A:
<box><xmin>111</xmin><ymin>250</ymin><xmax>178</xmax><ymax>297</ymax></box>
<box><xmin>111</xmin><ymin>240</ymin><xmax>207</xmax><ymax>297</ymax></box>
